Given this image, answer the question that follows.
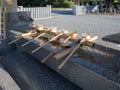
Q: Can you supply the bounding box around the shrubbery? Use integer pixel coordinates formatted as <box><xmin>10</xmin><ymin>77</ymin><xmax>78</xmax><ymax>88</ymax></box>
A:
<box><xmin>18</xmin><ymin>0</ymin><xmax>74</xmax><ymax>8</ymax></box>
<box><xmin>59</xmin><ymin>0</ymin><xmax>68</xmax><ymax>3</ymax></box>
<box><xmin>45</xmin><ymin>0</ymin><xmax>74</xmax><ymax>8</ymax></box>
<box><xmin>57</xmin><ymin>1</ymin><xmax>74</xmax><ymax>8</ymax></box>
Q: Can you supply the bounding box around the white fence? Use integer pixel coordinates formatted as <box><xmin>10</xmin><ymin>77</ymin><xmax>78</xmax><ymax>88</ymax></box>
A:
<box><xmin>73</xmin><ymin>5</ymin><xmax>99</xmax><ymax>15</ymax></box>
<box><xmin>18</xmin><ymin>5</ymin><xmax>52</xmax><ymax>19</ymax></box>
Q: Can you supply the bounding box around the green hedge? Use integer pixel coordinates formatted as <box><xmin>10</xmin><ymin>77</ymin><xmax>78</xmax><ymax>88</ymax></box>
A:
<box><xmin>59</xmin><ymin>0</ymin><xmax>68</xmax><ymax>3</ymax></box>
<box><xmin>57</xmin><ymin>1</ymin><xmax>74</xmax><ymax>8</ymax></box>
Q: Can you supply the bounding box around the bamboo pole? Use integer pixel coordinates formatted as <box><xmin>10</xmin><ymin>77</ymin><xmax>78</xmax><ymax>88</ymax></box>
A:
<box><xmin>54</xmin><ymin>46</ymin><xmax>75</xmax><ymax>60</ymax></box>
<box><xmin>21</xmin><ymin>33</ymin><xmax>46</xmax><ymax>47</ymax></box>
<box><xmin>31</xmin><ymin>30</ymin><xmax>67</xmax><ymax>53</ymax></box>
<box><xmin>58</xmin><ymin>34</ymin><xmax>98</xmax><ymax>69</ymax></box>
<box><xmin>8</xmin><ymin>31</ymin><xmax>37</xmax><ymax>45</ymax></box>
<box><xmin>34</xmin><ymin>26</ymin><xmax>95</xmax><ymax>47</ymax></box>
<box><xmin>41</xmin><ymin>31</ymin><xmax>77</xmax><ymax>63</ymax></box>
<box><xmin>21</xmin><ymin>25</ymin><xmax>48</xmax><ymax>47</ymax></box>
<box><xmin>8</xmin><ymin>37</ymin><xmax>22</xmax><ymax>45</ymax></box>
<box><xmin>58</xmin><ymin>38</ymin><xmax>86</xmax><ymax>69</ymax></box>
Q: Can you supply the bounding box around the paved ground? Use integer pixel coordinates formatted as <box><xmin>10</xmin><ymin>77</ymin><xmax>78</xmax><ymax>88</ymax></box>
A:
<box><xmin>35</xmin><ymin>10</ymin><xmax>120</xmax><ymax>50</ymax></box>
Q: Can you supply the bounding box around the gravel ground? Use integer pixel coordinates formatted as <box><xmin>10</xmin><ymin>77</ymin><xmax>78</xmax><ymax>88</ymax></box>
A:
<box><xmin>35</xmin><ymin>10</ymin><xmax>120</xmax><ymax>50</ymax></box>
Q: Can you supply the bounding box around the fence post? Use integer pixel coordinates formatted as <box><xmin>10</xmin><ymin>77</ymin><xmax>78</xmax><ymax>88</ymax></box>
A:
<box><xmin>114</xmin><ymin>9</ymin><xmax>116</xmax><ymax>15</ymax></box>
<box><xmin>73</xmin><ymin>5</ymin><xmax>88</xmax><ymax>15</ymax></box>
<box><xmin>73</xmin><ymin>5</ymin><xmax>75</xmax><ymax>15</ymax></box>
<box><xmin>76</xmin><ymin>5</ymin><xmax>77</xmax><ymax>15</ymax></box>
<box><xmin>73</xmin><ymin>5</ymin><xmax>77</xmax><ymax>15</ymax></box>
<box><xmin>47</xmin><ymin>5</ymin><xmax>51</xmax><ymax>18</ymax></box>
<box><xmin>17</xmin><ymin>6</ymin><xmax>23</xmax><ymax>12</ymax></box>
<box><xmin>97</xmin><ymin>8</ymin><xmax>99</xmax><ymax>15</ymax></box>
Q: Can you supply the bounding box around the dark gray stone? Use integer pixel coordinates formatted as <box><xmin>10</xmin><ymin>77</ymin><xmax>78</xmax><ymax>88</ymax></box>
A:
<box><xmin>113</xmin><ymin>54</ymin><xmax>120</xmax><ymax>72</ymax></box>
<box><xmin>6</xmin><ymin>12</ymin><xmax>33</xmax><ymax>32</ymax></box>
<box><xmin>102</xmin><ymin>33</ymin><xmax>120</xmax><ymax>44</ymax></box>
<box><xmin>11</xmin><ymin>37</ymin><xmax>120</xmax><ymax>90</ymax></box>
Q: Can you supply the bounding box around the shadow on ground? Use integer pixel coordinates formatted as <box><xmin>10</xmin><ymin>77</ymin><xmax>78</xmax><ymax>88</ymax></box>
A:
<box><xmin>52</xmin><ymin>10</ymin><xmax>73</xmax><ymax>16</ymax></box>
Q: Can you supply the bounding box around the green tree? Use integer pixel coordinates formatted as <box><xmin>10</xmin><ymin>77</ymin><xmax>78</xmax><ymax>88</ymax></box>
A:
<box><xmin>45</xmin><ymin>0</ymin><xmax>72</xmax><ymax>7</ymax></box>
<box><xmin>45</xmin><ymin>0</ymin><xmax>61</xmax><ymax>6</ymax></box>
<box><xmin>18</xmin><ymin>0</ymin><xmax>45</xmax><ymax>7</ymax></box>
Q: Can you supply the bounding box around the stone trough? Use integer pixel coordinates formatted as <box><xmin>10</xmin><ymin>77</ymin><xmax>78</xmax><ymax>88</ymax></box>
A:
<box><xmin>8</xmin><ymin>26</ymin><xmax>120</xmax><ymax>90</ymax></box>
